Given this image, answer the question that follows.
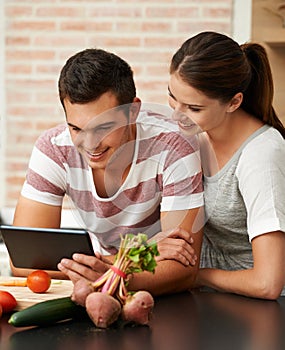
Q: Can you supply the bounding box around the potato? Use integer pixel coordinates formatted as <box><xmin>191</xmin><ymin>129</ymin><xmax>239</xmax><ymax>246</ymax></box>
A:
<box><xmin>121</xmin><ymin>291</ymin><xmax>154</xmax><ymax>325</ymax></box>
<box><xmin>71</xmin><ymin>279</ymin><xmax>94</xmax><ymax>307</ymax></box>
<box><xmin>86</xmin><ymin>292</ymin><xmax>122</xmax><ymax>328</ymax></box>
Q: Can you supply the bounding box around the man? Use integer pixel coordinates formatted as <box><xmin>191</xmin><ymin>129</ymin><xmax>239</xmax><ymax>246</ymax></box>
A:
<box><xmin>12</xmin><ymin>48</ymin><xmax>204</xmax><ymax>295</ymax></box>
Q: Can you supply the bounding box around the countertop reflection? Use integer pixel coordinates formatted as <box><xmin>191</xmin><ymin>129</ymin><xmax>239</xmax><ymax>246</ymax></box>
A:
<box><xmin>1</xmin><ymin>291</ymin><xmax>285</xmax><ymax>350</ymax></box>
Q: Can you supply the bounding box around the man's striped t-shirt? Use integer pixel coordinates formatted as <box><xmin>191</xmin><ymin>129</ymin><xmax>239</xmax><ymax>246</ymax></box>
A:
<box><xmin>21</xmin><ymin>109</ymin><xmax>203</xmax><ymax>253</ymax></box>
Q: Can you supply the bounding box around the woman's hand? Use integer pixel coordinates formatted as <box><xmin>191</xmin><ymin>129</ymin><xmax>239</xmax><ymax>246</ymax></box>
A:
<box><xmin>57</xmin><ymin>252</ymin><xmax>113</xmax><ymax>284</ymax></box>
<box><xmin>151</xmin><ymin>227</ymin><xmax>197</xmax><ymax>267</ymax></box>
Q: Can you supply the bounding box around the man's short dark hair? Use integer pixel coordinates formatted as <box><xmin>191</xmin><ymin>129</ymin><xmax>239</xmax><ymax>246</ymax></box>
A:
<box><xmin>58</xmin><ymin>48</ymin><xmax>136</xmax><ymax>107</ymax></box>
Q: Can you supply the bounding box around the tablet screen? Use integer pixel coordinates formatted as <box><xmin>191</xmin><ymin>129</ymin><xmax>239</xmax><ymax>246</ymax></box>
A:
<box><xmin>0</xmin><ymin>225</ymin><xmax>94</xmax><ymax>271</ymax></box>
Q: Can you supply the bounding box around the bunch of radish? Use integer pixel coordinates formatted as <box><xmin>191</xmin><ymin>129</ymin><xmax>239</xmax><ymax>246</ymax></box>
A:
<box><xmin>72</xmin><ymin>233</ymin><xmax>159</xmax><ymax>328</ymax></box>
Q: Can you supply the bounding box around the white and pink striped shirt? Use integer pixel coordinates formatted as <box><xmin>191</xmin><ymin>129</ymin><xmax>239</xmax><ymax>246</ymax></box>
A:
<box><xmin>21</xmin><ymin>108</ymin><xmax>203</xmax><ymax>253</ymax></box>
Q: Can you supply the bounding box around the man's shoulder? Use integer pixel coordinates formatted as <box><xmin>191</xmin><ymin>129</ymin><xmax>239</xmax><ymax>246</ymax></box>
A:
<box><xmin>34</xmin><ymin>123</ymin><xmax>79</xmax><ymax>165</ymax></box>
<box><xmin>138</xmin><ymin>107</ymin><xmax>179</xmax><ymax>133</ymax></box>
<box><xmin>36</xmin><ymin>124</ymin><xmax>71</xmax><ymax>147</ymax></box>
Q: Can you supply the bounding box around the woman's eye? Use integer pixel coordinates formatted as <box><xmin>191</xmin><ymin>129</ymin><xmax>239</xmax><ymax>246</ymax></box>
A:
<box><xmin>188</xmin><ymin>106</ymin><xmax>200</xmax><ymax>112</ymax></box>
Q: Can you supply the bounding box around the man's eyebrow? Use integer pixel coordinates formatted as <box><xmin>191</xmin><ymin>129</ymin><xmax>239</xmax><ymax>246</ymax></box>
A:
<box><xmin>67</xmin><ymin>122</ymin><xmax>81</xmax><ymax>130</ymax></box>
<box><xmin>67</xmin><ymin>121</ymin><xmax>116</xmax><ymax>131</ymax></box>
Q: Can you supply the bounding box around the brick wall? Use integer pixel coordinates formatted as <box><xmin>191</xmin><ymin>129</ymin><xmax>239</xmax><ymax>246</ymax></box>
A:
<box><xmin>1</xmin><ymin>0</ymin><xmax>233</xmax><ymax>209</ymax></box>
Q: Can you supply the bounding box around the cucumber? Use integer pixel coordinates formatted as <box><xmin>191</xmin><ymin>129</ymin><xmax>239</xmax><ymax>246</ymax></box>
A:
<box><xmin>8</xmin><ymin>296</ymin><xmax>87</xmax><ymax>327</ymax></box>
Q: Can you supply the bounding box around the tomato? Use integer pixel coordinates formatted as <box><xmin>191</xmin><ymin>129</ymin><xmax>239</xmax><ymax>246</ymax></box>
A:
<box><xmin>0</xmin><ymin>290</ymin><xmax>17</xmax><ymax>313</ymax></box>
<box><xmin>27</xmin><ymin>270</ymin><xmax>51</xmax><ymax>293</ymax></box>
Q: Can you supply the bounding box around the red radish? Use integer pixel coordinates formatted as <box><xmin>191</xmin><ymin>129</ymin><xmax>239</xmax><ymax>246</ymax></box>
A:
<box><xmin>71</xmin><ymin>279</ymin><xmax>94</xmax><ymax>307</ymax></box>
<box><xmin>121</xmin><ymin>290</ymin><xmax>154</xmax><ymax>325</ymax></box>
<box><xmin>86</xmin><ymin>292</ymin><xmax>121</xmax><ymax>328</ymax></box>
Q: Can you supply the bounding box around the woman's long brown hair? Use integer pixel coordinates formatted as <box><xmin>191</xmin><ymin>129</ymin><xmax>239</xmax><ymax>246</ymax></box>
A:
<box><xmin>170</xmin><ymin>31</ymin><xmax>285</xmax><ymax>138</ymax></box>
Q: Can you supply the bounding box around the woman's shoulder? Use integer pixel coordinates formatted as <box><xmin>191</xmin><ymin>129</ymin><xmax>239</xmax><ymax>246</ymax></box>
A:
<box><xmin>241</xmin><ymin>126</ymin><xmax>285</xmax><ymax>161</ymax></box>
<box><xmin>235</xmin><ymin>126</ymin><xmax>285</xmax><ymax>180</ymax></box>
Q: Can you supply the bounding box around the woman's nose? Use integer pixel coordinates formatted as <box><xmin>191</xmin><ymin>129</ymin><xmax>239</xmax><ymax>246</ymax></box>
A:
<box><xmin>172</xmin><ymin>108</ymin><xmax>187</xmax><ymax>121</ymax></box>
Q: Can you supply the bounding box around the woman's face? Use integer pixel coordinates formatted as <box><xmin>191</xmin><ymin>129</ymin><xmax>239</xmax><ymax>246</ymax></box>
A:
<box><xmin>168</xmin><ymin>73</ymin><xmax>231</xmax><ymax>136</ymax></box>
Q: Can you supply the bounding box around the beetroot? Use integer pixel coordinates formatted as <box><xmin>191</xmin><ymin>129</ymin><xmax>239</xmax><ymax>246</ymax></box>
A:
<box><xmin>71</xmin><ymin>279</ymin><xmax>94</xmax><ymax>307</ymax></box>
<box><xmin>121</xmin><ymin>291</ymin><xmax>154</xmax><ymax>325</ymax></box>
<box><xmin>86</xmin><ymin>292</ymin><xmax>122</xmax><ymax>328</ymax></box>
<box><xmin>71</xmin><ymin>233</ymin><xmax>158</xmax><ymax>328</ymax></box>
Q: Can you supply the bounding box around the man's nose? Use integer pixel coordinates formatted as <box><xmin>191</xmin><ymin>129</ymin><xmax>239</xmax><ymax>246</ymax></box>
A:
<box><xmin>75</xmin><ymin>130</ymin><xmax>101</xmax><ymax>149</ymax></box>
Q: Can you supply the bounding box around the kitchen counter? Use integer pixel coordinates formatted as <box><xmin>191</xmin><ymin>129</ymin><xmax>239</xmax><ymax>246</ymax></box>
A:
<box><xmin>1</xmin><ymin>291</ymin><xmax>285</xmax><ymax>350</ymax></box>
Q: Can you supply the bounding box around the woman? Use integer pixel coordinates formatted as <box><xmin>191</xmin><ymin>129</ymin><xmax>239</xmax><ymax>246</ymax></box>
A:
<box><xmin>168</xmin><ymin>31</ymin><xmax>285</xmax><ymax>299</ymax></box>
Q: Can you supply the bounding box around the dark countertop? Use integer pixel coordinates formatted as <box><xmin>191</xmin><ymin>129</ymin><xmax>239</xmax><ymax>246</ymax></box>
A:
<box><xmin>1</xmin><ymin>291</ymin><xmax>285</xmax><ymax>350</ymax></box>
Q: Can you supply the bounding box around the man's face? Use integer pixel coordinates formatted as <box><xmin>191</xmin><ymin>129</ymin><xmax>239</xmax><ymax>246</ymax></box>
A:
<box><xmin>64</xmin><ymin>91</ymin><xmax>136</xmax><ymax>171</ymax></box>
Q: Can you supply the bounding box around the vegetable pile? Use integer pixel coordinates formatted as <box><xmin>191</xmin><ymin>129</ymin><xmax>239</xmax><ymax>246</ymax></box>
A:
<box><xmin>8</xmin><ymin>233</ymin><xmax>158</xmax><ymax>329</ymax></box>
<box><xmin>72</xmin><ymin>233</ymin><xmax>159</xmax><ymax>328</ymax></box>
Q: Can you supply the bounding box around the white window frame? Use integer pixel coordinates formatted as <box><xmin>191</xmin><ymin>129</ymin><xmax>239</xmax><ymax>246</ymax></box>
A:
<box><xmin>0</xmin><ymin>2</ymin><xmax>5</xmax><ymax>210</ymax></box>
<box><xmin>232</xmin><ymin>0</ymin><xmax>252</xmax><ymax>43</ymax></box>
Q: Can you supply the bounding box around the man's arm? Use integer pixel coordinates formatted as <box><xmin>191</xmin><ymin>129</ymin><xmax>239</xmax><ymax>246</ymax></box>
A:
<box><xmin>58</xmin><ymin>207</ymin><xmax>204</xmax><ymax>296</ymax></box>
<box><xmin>11</xmin><ymin>195</ymin><xmax>65</xmax><ymax>278</ymax></box>
<box><xmin>13</xmin><ymin>196</ymin><xmax>62</xmax><ymax>228</ymax></box>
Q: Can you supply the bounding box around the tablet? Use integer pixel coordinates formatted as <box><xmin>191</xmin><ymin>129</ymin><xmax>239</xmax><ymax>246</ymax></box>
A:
<box><xmin>0</xmin><ymin>225</ymin><xmax>94</xmax><ymax>271</ymax></box>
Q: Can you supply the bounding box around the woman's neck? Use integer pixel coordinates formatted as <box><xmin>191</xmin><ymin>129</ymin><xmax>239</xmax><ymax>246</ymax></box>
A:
<box><xmin>203</xmin><ymin>110</ymin><xmax>264</xmax><ymax>172</ymax></box>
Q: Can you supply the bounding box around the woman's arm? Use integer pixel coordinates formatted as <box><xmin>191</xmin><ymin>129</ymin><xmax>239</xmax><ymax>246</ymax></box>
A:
<box><xmin>196</xmin><ymin>231</ymin><xmax>285</xmax><ymax>299</ymax></box>
<box><xmin>127</xmin><ymin>208</ymin><xmax>204</xmax><ymax>295</ymax></box>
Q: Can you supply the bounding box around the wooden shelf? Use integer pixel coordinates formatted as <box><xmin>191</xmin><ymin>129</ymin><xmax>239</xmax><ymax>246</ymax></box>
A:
<box><xmin>252</xmin><ymin>0</ymin><xmax>285</xmax><ymax>123</ymax></box>
<box><xmin>260</xmin><ymin>28</ymin><xmax>285</xmax><ymax>47</ymax></box>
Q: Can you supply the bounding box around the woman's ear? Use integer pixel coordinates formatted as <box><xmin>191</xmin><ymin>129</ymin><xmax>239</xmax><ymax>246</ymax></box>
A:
<box><xmin>227</xmin><ymin>92</ymin><xmax>243</xmax><ymax>113</ymax></box>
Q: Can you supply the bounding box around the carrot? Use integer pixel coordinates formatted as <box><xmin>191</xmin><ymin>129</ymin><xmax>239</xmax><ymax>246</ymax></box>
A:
<box><xmin>0</xmin><ymin>278</ymin><xmax>62</xmax><ymax>288</ymax></box>
<box><xmin>0</xmin><ymin>280</ymin><xmax>27</xmax><ymax>287</ymax></box>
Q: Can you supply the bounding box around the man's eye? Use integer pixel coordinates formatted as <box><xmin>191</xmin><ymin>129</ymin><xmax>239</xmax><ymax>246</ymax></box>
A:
<box><xmin>98</xmin><ymin>126</ymin><xmax>111</xmax><ymax>130</ymax></box>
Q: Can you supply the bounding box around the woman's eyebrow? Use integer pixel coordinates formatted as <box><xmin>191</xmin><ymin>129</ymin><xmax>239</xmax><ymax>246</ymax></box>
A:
<box><xmin>168</xmin><ymin>86</ymin><xmax>177</xmax><ymax>100</ymax></box>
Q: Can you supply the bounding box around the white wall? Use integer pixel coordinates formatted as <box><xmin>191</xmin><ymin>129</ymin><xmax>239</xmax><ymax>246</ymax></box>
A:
<box><xmin>0</xmin><ymin>0</ymin><xmax>252</xmax><ymax>212</ymax></box>
<box><xmin>232</xmin><ymin>0</ymin><xmax>252</xmax><ymax>43</ymax></box>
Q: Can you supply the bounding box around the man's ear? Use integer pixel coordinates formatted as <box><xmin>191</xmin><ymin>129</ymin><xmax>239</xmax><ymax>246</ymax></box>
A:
<box><xmin>227</xmin><ymin>92</ymin><xmax>243</xmax><ymax>113</ymax></box>
<box><xmin>129</xmin><ymin>97</ymin><xmax>141</xmax><ymax>123</ymax></box>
